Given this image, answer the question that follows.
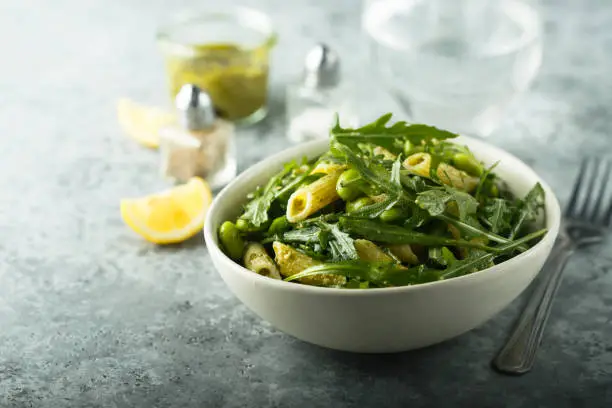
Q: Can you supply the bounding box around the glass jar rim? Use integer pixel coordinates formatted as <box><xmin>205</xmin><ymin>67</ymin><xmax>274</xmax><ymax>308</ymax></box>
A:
<box><xmin>156</xmin><ymin>6</ymin><xmax>277</xmax><ymax>55</ymax></box>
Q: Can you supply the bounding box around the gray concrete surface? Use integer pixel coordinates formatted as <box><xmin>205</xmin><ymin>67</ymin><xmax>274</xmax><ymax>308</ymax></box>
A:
<box><xmin>1</xmin><ymin>0</ymin><xmax>611</xmax><ymax>406</ymax></box>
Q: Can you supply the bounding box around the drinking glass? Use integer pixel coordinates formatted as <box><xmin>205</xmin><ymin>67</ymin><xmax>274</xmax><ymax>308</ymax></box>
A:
<box><xmin>362</xmin><ymin>0</ymin><xmax>542</xmax><ymax>137</ymax></box>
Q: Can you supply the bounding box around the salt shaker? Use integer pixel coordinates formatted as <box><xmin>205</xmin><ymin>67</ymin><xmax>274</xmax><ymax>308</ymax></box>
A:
<box><xmin>285</xmin><ymin>43</ymin><xmax>359</xmax><ymax>143</ymax></box>
<box><xmin>159</xmin><ymin>84</ymin><xmax>236</xmax><ymax>189</ymax></box>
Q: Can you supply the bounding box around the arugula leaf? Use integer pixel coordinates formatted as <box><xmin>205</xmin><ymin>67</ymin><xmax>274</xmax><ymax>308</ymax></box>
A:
<box><xmin>386</xmin><ymin>264</ymin><xmax>442</xmax><ymax>286</ymax></box>
<box><xmin>284</xmin><ymin>261</ymin><xmax>392</xmax><ymax>286</ymax></box>
<box><xmin>350</xmin><ymin>196</ymin><xmax>398</xmax><ymax>218</ymax></box>
<box><xmin>331</xmin><ymin>113</ymin><xmax>459</xmax><ymax>154</ymax></box>
<box><xmin>483</xmin><ymin>198</ymin><xmax>515</xmax><ymax>235</ymax></box>
<box><xmin>240</xmin><ymin>162</ymin><xmax>298</xmax><ymax>227</ymax></box>
<box><xmin>272</xmin><ymin>221</ymin><xmax>357</xmax><ymax>261</ymax></box>
<box><xmin>475</xmin><ymin>161</ymin><xmax>500</xmax><ymax>201</ymax></box>
<box><xmin>508</xmin><ymin>183</ymin><xmax>546</xmax><ymax>239</ymax></box>
<box><xmin>441</xmin><ymin>251</ymin><xmax>495</xmax><ymax>279</ymax></box>
<box><xmin>437</xmin><ymin>214</ymin><xmax>527</xmax><ymax>251</ymax></box>
<box><xmin>441</xmin><ymin>228</ymin><xmax>547</xmax><ymax>279</ymax></box>
<box><xmin>403</xmin><ymin>206</ymin><xmax>431</xmax><ymax>229</ymax></box>
<box><xmin>339</xmin><ymin>217</ymin><xmax>499</xmax><ymax>251</ymax></box>
<box><xmin>274</xmin><ymin>167</ymin><xmax>321</xmax><ymax>201</ymax></box>
<box><xmin>291</xmin><ymin>229</ymin><xmax>548</xmax><ymax>287</ymax></box>
<box><xmin>326</xmin><ymin>223</ymin><xmax>359</xmax><ymax>261</ymax></box>
<box><xmin>415</xmin><ymin>189</ymin><xmax>448</xmax><ymax>217</ymax></box>
<box><xmin>391</xmin><ymin>155</ymin><xmax>402</xmax><ymax>186</ymax></box>
<box><xmin>331</xmin><ymin>141</ymin><xmax>411</xmax><ymax>210</ymax></box>
<box><xmin>297</xmin><ymin>213</ymin><xmax>340</xmax><ymax>226</ymax></box>
<box><xmin>416</xmin><ymin>186</ymin><xmax>479</xmax><ymax>220</ymax></box>
<box><xmin>319</xmin><ymin>228</ymin><xmax>331</xmax><ymax>249</ymax></box>
<box><xmin>280</xmin><ymin>226</ymin><xmax>324</xmax><ymax>245</ymax></box>
<box><xmin>400</xmin><ymin>173</ymin><xmax>431</xmax><ymax>193</ymax></box>
<box><xmin>240</xmin><ymin>158</ymin><xmax>330</xmax><ymax>227</ymax></box>
<box><xmin>428</xmin><ymin>247</ymin><xmax>457</xmax><ymax>267</ymax></box>
<box><xmin>427</xmin><ymin>146</ymin><xmax>444</xmax><ymax>182</ymax></box>
<box><xmin>447</xmin><ymin>189</ymin><xmax>480</xmax><ymax>220</ymax></box>
<box><xmin>240</xmin><ymin>186</ymin><xmax>274</xmax><ymax>227</ymax></box>
<box><xmin>284</xmin><ymin>260</ymin><xmax>439</xmax><ymax>287</ymax></box>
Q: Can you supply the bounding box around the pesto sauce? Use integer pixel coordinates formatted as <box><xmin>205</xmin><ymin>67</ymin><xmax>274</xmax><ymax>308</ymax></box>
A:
<box><xmin>165</xmin><ymin>43</ymin><xmax>268</xmax><ymax>121</ymax></box>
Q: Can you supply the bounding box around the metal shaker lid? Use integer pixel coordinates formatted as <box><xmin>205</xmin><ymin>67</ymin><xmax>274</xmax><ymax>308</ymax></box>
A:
<box><xmin>302</xmin><ymin>43</ymin><xmax>341</xmax><ymax>89</ymax></box>
<box><xmin>175</xmin><ymin>84</ymin><xmax>216</xmax><ymax>131</ymax></box>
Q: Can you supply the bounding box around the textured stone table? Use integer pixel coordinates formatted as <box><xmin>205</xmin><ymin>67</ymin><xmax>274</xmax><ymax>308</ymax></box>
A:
<box><xmin>1</xmin><ymin>0</ymin><xmax>611</xmax><ymax>406</ymax></box>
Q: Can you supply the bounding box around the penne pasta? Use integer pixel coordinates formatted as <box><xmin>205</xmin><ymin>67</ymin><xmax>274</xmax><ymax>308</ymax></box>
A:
<box><xmin>373</xmin><ymin>146</ymin><xmax>397</xmax><ymax>160</ymax></box>
<box><xmin>311</xmin><ymin>162</ymin><xmax>346</xmax><ymax>175</ymax></box>
<box><xmin>294</xmin><ymin>164</ymin><xmax>311</xmax><ymax>175</ymax></box>
<box><xmin>403</xmin><ymin>152</ymin><xmax>432</xmax><ymax>178</ymax></box>
<box><xmin>286</xmin><ymin>169</ymin><xmax>344</xmax><ymax>222</ymax></box>
<box><xmin>387</xmin><ymin>244</ymin><xmax>419</xmax><ymax>265</ymax></box>
<box><xmin>272</xmin><ymin>242</ymin><xmax>345</xmax><ymax>286</ymax></box>
<box><xmin>370</xmin><ymin>193</ymin><xmax>389</xmax><ymax>203</ymax></box>
<box><xmin>354</xmin><ymin>239</ymin><xmax>394</xmax><ymax>262</ymax></box>
<box><xmin>403</xmin><ymin>153</ymin><xmax>479</xmax><ymax>192</ymax></box>
<box><xmin>436</xmin><ymin>163</ymin><xmax>479</xmax><ymax>192</ymax></box>
<box><xmin>448</xmin><ymin>223</ymin><xmax>466</xmax><ymax>259</ymax></box>
<box><xmin>243</xmin><ymin>242</ymin><xmax>281</xmax><ymax>280</ymax></box>
<box><xmin>448</xmin><ymin>224</ymin><xmax>462</xmax><ymax>241</ymax></box>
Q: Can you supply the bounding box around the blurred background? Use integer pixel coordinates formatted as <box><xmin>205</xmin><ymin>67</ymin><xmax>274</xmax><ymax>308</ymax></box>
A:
<box><xmin>3</xmin><ymin>0</ymin><xmax>611</xmax><ymax>193</ymax></box>
<box><xmin>2</xmin><ymin>0</ymin><xmax>612</xmax><ymax>404</ymax></box>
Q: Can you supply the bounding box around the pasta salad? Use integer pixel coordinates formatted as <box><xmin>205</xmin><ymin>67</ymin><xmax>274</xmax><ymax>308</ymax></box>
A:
<box><xmin>218</xmin><ymin>114</ymin><xmax>547</xmax><ymax>288</ymax></box>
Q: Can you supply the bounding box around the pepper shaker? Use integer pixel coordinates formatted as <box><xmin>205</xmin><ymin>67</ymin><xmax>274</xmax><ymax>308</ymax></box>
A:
<box><xmin>159</xmin><ymin>84</ymin><xmax>236</xmax><ymax>189</ymax></box>
<box><xmin>285</xmin><ymin>43</ymin><xmax>359</xmax><ymax>143</ymax></box>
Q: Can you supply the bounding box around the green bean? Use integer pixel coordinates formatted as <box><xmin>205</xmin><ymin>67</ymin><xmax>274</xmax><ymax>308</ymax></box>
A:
<box><xmin>219</xmin><ymin>221</ymin><xmax>245</xmax><ymax>260</ymax></box>
<box><xmin>403</xmin><ymin>140</ymin><xmax>414</xmax><ymax>156</ymax></box>
<box><xmin>268</xmin><ymin>215</ymin><xmax>290</xmax><ymax>235</ymax></box>
<box><xmin>379</xmin><ymin>207</ymin><xmax>405</xmax><ymax>223</ymax></box>
<box><xmin>452</xmin><ymin>153</ymin><xmax>483</xmax><ymax>176</ymax></box>
<box><xmin>489</xmin><ymin>183</ymin><xmax>499</xmax><ymax>197</ymax></box>
<box><xmin>404</xmin><ymin>141</ymin><xmax>424</xmax><ymax>156</ymax></box>
<box><xmin>346</xmin><ymin>197</ymin><xmax>374</xmax><ymax>214</ymax></box>
<box><xmin>336</xmin><ymin>168</ymin><xmax>363</xmax><ymax>201</ymax></box>
<box><xmin>236</xmin><ymin>217</ymin><xmax>270</xmax><ymax>232</ymax></box>
<box><xmin>235</xmin><ymin>218</ymin><xmax>250</xmax><ymax>232</ymax></box>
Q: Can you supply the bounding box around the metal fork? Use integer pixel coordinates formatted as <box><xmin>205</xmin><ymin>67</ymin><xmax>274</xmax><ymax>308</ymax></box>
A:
<box><xmin>493</xmin><ymin>157</ymin><xmax>611</xmax><ymax>375</ymax></box>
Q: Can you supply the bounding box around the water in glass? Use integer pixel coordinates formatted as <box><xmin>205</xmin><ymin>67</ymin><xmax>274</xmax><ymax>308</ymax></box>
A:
<box><xmin>363</xmin><ymin>0</ymin><xmax>542</xmax><ymax>136</ymax></box>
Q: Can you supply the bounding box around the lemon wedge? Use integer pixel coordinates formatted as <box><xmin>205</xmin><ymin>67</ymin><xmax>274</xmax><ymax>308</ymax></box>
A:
<box><xmin>117</xmin><ymin>98</ymin><xmax>176</xmax><ymax>148</ymax></box>
<box><xmin>120</xmin><ymin>177</ymin><xmax>213</xmax><ymax>244</ymax></box>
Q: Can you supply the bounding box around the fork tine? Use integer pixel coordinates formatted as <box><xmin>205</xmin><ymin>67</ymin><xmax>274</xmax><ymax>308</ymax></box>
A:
<box><xmin>566</xmin><ymin>158</ymin><xmax>589</xmax><ymax>217</ymax></box>
<box><xmin>579</xmin><ymin>157</ymin><xmax>600</xmax><ymax>219</ymax></box>
<box><xmin>598</xmin><ymin>159</ymin><xmax>612</xmax><ymax>226</ymax></box>
<box><xmin>589</xmin><ymin>158</ymin><xmax>611</xmax><ymax>223</ymax></box>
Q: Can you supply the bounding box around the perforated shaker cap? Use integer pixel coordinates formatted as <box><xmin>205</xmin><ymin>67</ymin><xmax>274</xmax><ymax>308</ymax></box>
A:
<box><xmin>302</xmin><ymin>43</ymin><xmax>341</xmax><ymax>89</ymax></box>
<box><xmin>175</xmin><ymin>84</ymin><xmax>216</xmax><ymax>131</ymax></box>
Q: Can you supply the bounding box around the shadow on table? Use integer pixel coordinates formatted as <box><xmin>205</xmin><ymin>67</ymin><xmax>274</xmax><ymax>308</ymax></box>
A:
<box><xmin>288</xmin><ymin>335</ymin><xmax>467</xmax><ymax>378</ymax></box>
<box><xmin>136</xmin><ymin>233</ymin><xmax>206</xmax><ymax>255</ymax></box>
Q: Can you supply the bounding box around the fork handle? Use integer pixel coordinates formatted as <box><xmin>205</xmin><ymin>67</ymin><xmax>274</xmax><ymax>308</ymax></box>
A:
<box><xmin>493</xmin><ymin>236</ymin><xmax>575</xmax><ymax>375</ymax></box>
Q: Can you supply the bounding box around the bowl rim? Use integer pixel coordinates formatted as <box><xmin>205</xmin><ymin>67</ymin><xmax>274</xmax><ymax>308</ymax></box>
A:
<box><xmin>204</xmin><ymin>136</ymin><xmax>561</xmax><ymax>296</ymax></box>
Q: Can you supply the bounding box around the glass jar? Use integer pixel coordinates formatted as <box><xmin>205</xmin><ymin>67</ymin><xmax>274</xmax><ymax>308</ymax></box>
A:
<box><xmin>157</xmin><ymin>7</ymin><xmax>276</xmax><ymax>125</ymax></box>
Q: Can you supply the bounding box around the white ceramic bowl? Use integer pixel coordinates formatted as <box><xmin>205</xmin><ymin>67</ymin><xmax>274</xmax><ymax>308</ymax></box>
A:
<box><xmin>204</xmin><ymin>136</ymin><xmax>561</xmax><ymax>353</ymax></box>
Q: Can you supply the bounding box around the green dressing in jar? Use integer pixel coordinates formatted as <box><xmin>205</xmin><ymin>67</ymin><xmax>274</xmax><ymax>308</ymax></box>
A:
<box><xmin>157</xmin><ymin>7</ymin><xmax>276</xmax><ymax>124</ymax></box>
